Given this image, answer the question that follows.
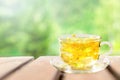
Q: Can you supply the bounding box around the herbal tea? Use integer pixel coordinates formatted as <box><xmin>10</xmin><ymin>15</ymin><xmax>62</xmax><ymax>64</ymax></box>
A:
<box><xmin>60</xmin><ymin>35</ymin><xmax>100</xmax><ymax>70</ymax></box>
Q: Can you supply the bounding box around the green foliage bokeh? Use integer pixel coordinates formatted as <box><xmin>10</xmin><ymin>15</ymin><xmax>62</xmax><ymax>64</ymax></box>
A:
<box><xmin>0</xmin><ymin>0</ymin><xmax>120</xmax><ymax>57</ymax></box>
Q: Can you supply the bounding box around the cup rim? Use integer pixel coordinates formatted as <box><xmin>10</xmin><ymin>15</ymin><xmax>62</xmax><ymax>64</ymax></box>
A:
<box><xmin>59</xmin><ymin>34</ymin><xmax>101</xmax><ymax>40</ymax></box>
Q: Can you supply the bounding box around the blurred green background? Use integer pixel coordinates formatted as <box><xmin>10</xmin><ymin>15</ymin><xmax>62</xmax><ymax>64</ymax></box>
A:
<box><xmin>0</xmin><ymin>0</ymin><xmax>120</xmax><ymax>58</ymax></box>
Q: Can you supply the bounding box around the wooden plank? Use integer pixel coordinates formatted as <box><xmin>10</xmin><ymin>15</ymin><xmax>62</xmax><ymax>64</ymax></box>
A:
<box><xmin>109</xmin><ymin>56</ymin><xmax>120</xmax><ymax>75</ymax></box>
<box><xmin>4</xmin><ymin>56</ymin><xmax>60</xmax><ymax>80</ymax></box>
<box><xmin>0</xmin><ymin>56</ymin><xmax>34</xmax><ymax>80</ymax></box>
<box><xmin>5</xmin><ymin>56</ymin><xmax>120</xmax><ymax>80</ymax></box>
<box><xmin>108</xmin><ymin>56</ymin><xmax>120</xmax><ymax>80</ymax></box>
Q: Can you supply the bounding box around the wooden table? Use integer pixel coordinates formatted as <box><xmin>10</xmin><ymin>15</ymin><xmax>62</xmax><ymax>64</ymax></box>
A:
<box><xmin>0</xmin><ymin>56</ymin><xmax>120</xmax><ymax>80</ymax></box>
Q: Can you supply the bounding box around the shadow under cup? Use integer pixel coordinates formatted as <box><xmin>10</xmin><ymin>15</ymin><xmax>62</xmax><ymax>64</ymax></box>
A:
<box><xmin>59</xmin><ymin>34</ymin><xmax>112</xmax><ymax>70</ymax></box>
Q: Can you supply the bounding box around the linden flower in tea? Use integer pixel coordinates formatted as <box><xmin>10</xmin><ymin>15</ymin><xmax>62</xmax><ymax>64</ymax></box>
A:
<box><xmin>60</xmin><ymin>34</ymin><xmax>100</xmax><ymax>70</ymax></box>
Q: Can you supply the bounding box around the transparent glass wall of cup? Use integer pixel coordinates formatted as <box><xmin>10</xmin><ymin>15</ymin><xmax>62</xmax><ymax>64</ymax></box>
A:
<box><xmin>59</xmin><ymin>34</ymin><xmax>112</xmax><ymax>70</ymax></box>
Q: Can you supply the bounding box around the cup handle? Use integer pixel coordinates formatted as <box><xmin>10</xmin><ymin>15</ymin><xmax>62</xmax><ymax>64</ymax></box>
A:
<box><xmin>100</xmin><ymin>41</ymin><xmax>113</xmax><ymax>55</ymax></box>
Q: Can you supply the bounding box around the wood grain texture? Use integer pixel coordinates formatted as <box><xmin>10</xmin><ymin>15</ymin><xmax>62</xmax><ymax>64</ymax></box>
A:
<box><xmin>4</xmin><ymin>56</ymin><xmax>59</xmax><ymax>80</ymax></box>
<box><xmin>0</xmin><ymin>56</ymin><xmax>34</xmax><ymax>80</ymax></box>
<box><xmin>108</xmin><ymin>56</ymin><xmax>120</xmax><ymax>80</ymax></box>
<box><xmin>4</xmin><ymin>56</ymin><xmax>120</xmax><ymax>80</ymax></box>
<box><xmin>110</xmin><ymin>56</ymin><xmax>120</xmax><ymax>75</ymax></box>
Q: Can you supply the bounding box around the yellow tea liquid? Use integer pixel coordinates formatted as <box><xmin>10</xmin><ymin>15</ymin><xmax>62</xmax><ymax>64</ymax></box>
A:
<box><xmin>60</xmin><ymin>35</ymin><xmax>100</xmax><ymax>70</ymax></box>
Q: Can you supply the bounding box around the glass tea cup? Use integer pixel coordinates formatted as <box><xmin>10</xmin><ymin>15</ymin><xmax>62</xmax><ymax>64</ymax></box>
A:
<box><xmin>59</xmin><ymin>34</ymin><xmax>112</xmax><ymax>71</ymax></box>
